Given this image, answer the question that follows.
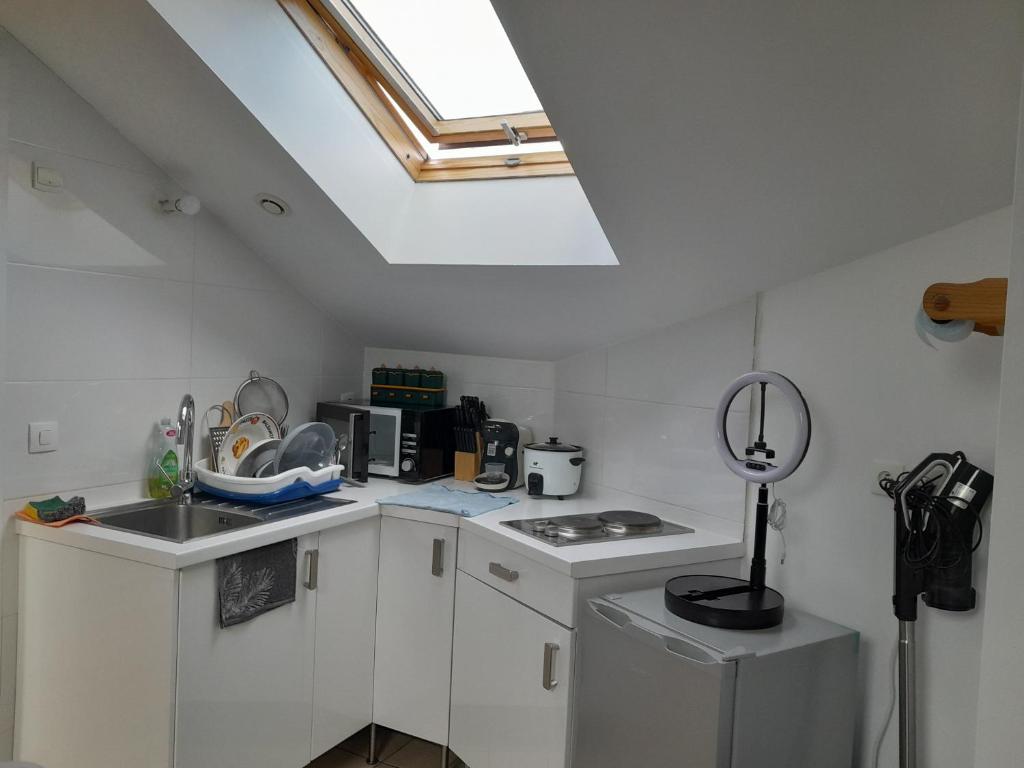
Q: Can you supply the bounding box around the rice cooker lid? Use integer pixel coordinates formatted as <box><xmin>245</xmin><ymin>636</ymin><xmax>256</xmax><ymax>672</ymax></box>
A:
<box><xmin>526</xmin><ymin>436</ymin><xmax>582</xmax><ymax>453</ymax></box>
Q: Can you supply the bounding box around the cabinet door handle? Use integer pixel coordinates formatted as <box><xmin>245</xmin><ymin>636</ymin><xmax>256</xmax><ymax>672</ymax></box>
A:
<box><xmin>488</xmin><ymin>562</ymin><xmax>519</xmax><ymax>582</ymax></box>
<box><xmin>431</xmin><ymin>538</ymin><xmax>445</xmax><ymax>577</ymax></box>
<box><xmin>542</xmin><ymin>642</ymin><xmax>559</xmax><ymax>690</ymax></box>
<box><xmin>303</xmin><ymin>549</ymin><xmax>319</xmax><ymax>591</ymax></box>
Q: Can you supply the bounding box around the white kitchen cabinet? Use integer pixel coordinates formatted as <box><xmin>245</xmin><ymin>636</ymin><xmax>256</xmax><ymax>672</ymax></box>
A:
<box><xmin>175</xmin><ymin>533</ymin><xmax>319</xmax><ymax>768</ymax></box>
<box><xmin>16</xmin><ymin>517</ymin><xmax>380</xmax><ymax>768</ymax></box>
<box><xmin>312</xmin><ymin>517</ymin><xmax>381</xmax><ymax>758</ymax></box>
<box><xmin>373</xmin><ymin>515</ymin><xmax>458</xmax><ymax>746</ymax></box>
<box><xmin>16</xmin><ymin>537</ymin><xmax>179</xmax><ymax>768</ymax></box>
<box><xmin>449</xmin><ymin>570</ymin><xmax>575</xmax><ymax>768</ymax></box>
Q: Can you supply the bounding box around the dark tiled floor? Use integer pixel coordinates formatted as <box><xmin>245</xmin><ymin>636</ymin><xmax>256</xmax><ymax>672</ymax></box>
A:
<box><xmin>309</xmin><ymin>725</ymin><xmax>466</xmax><ymax>768</ymax></box>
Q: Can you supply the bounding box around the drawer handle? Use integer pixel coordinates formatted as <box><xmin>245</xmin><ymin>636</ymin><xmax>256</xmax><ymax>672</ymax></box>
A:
<box><xmin>431</xmin><ymin>538</ymin><xmax>445</xmax><ymax>577</ymax></box>
<box><xmin>489</xmin><ymin>561</ymin><xmax>519</xmax><ymax>582</ymax></box>
<box><xmin>303</xmin><ymin>549</ymin><xmax>319</xmax><ymax>591</ymax></box>
<box><xmin>543</xmin><ymin>642</ymin><xmax>559</xmax><ymax>690</ymax></box>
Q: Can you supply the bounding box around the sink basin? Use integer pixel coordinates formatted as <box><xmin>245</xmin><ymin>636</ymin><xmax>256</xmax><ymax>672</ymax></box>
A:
<box><xmin>91</xmin><ymin>494</ymin><xmax>359</xmax><ymax>543</ymax></box>
<box><xmin>92</xmin><ymin>500</ymin><xmax>264</xmax><ymax>543</ymax></box>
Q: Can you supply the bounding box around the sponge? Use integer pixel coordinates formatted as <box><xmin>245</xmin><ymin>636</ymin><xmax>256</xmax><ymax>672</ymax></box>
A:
<box><xmin>22</xmin><ymin>496</ymin><xmax>87</xmax><ymax>523</ymax></box>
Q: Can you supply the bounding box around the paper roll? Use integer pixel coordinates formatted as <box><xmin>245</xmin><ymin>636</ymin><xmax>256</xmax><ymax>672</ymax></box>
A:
<box><xmin>915</xmin><ymin>307</ymin><xmax>974</xmax><ymax>348</ymax></box>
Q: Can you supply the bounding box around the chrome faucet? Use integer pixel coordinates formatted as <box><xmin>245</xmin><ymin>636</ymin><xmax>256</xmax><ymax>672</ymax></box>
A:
<box><xmin>171</xmin><ymin>394</ymin><xmax>195</xmax><ymax>500</ymax></box>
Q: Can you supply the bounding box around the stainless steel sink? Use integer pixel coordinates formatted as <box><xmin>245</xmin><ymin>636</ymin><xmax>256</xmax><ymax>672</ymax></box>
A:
<box><xmin>92</xmin><ymin>500</ymin><xmax>264</xmax><ymax>543</ymax></box>
<box><xmin>91</xmin><ymin>494</ymin><xmax>358</xmax><ymax>543</ymax></box>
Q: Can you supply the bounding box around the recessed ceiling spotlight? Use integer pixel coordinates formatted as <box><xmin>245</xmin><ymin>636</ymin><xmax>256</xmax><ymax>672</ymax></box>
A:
<box><xmin>256</xmin><ymin>193</ymin><xmax>290</xmax><ymax>216</ymax></box>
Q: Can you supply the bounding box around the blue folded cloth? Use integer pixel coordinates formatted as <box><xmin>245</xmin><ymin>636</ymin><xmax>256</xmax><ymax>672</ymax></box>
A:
<box><xmin>377</xmin><ymin>485</ymin><xmax>518</xmax><ymax>518</ymax></box>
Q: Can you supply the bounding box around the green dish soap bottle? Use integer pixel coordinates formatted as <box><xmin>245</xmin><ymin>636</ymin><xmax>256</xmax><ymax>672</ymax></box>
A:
<box><xmin>148</xmin><ymin>418</ymin><xmax>179</xmax><ymax>498</ymax></box>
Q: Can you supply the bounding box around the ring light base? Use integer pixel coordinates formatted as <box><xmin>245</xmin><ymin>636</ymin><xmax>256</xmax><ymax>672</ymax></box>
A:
<box><xmin>669</xmin><ymin>370</ymin><xmax>810</xmax><ymax>632</ymax></box>
<box><xmin>664</xmin><ymin>575</ymin><xmax>784</xmax><ymax>630</ymax></box>
<box><xmin>665</xmin><ymin>483</ymin><xmax>784</xmax><ymax>630</ymax></box>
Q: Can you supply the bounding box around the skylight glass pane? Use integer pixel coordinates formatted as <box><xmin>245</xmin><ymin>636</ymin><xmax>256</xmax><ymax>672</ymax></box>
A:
<box><xmin>346</xmin><ymin>0</ymin><xmax>543</xmax><ymax>120</ymax></box>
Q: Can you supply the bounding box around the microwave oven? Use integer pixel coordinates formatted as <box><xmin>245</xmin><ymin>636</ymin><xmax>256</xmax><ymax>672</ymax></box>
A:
<box><xmin>315</xmin><ymin>401</ymin><xmax>370</xmax><ymax>483</ymax></box>
<box><xmin>317</xmin><ymin>401</ymin><xmax>456</xmax><ymax>482</ymax></box>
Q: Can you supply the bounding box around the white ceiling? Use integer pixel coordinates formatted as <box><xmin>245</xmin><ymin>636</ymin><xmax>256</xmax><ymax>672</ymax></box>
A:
<box><xmin>1</xmin><ymin>0</ymin><xmax>1021</xmax><ymax>361</ymax></box>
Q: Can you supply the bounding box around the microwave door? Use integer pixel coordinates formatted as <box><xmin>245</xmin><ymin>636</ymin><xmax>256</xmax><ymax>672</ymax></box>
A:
<box><xmin>367</xmin><ymin>409</ymin><xmax>400</xmax><ymax>477</ymax></box>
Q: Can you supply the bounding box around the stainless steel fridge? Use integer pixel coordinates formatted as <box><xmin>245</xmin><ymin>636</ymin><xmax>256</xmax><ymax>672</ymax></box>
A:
<box><xmin>573</xmin><ymin>588</ymin><xmax>859</xmax><ymax>768</ymax></box>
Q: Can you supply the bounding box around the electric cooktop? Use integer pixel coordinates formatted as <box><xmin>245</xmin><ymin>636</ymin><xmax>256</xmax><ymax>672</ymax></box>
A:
<box><xmin>501</xmin><ymin>510</ymin><xmax>693</xmax><ymax>547</ymax></box>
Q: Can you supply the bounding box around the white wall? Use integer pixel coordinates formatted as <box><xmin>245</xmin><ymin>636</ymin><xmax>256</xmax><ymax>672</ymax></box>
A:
<box><xmin>754</xmin><ymin>207</ymin><xmax>1011</xmax><ymax>768</ymax></box>
<box><xmin>0</xmin><ymin>33</ymin><xmax>364</xmax><ymax>753</ymax></box>
<box><xmin>553</xmin><ymin>299</ymin><xmax>757</xmax><ymax>538</ymax></box>
<box><xmin>362</xmin><ymin>347</ymin><xmax>555</xmax><ymax>440</ymax></box>
<box><xmin>973</xmin><ymin>83</ymin><xmax>1024</xmax><ymax>768</ymax></box>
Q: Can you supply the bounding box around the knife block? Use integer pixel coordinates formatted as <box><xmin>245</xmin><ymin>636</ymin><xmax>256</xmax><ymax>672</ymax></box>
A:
<box><xmin>454</xmin><ymin>435</ymin><xmax>482</xmax><ymax>482</ymax></box>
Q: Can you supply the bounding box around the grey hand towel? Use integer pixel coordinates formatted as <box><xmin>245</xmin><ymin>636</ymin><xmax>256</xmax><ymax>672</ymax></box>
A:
<box><xmin>217</xmin><ymin>538</ymin><xmax>297</xmax><ymax>628</ymax></box>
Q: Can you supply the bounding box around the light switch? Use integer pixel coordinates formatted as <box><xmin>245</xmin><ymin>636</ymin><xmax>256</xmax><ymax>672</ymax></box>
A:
<box><xmin>29</xmin><ymin>421</ymin><xmax>58</xmax><ymax>454</ymax></box>
<box><xmin>31</xmin><ymin>163</ymin><xmax>63</xmax><ymax>193</ymax></box>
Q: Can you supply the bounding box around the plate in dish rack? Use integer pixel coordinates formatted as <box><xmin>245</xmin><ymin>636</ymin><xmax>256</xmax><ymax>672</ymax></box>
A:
<box><xmin>218</xmin><ymin>413</ymin><xmax>281</xmax><ymax>475</ymax></box>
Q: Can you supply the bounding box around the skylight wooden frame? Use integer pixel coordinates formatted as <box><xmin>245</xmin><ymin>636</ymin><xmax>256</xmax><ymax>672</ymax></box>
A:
<box><xmin>279</xmin><ymin>0</ymin><xmax>573</xmax><ymax>182</ymax></box>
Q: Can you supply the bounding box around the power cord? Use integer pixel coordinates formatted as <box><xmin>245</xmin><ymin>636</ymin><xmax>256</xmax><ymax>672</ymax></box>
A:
<box><xmin>872</xmin><ymin>635</ymin><xmax>899</xmax><ymax>768</ymax></box>
<box><xmin>878</xmin><ymin>471</ymin><xmax>984</xmax><ymax>573</ymax></box>
<box><xmin>768</xmin><ymin>484</ymin><xmax>787</xmax><ymax>564</ymax></box>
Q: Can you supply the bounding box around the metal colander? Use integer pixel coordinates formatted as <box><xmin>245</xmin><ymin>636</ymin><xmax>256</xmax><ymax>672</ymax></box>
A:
<box><xmin>234</xmin><ymin>370</ymin><xmax>289</xmax><ymax>425</ymax></box>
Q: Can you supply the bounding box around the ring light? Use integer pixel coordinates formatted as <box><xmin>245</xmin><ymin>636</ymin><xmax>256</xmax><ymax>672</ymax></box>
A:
<box><xmin>666</xmin><ymin>370</ymin><xmax>812</xmax><ymax>630</ymax></box>
<box><xmin>714</xmin><ymin>370</ymin><xmax>811</xmax><ymax>484</ymax></box>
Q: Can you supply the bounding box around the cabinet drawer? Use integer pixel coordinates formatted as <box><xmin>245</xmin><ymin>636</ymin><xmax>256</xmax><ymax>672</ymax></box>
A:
<box><xmin>458</xmin><ymin>530</ymin><xmax>575</xmax><ymax>627</ymax></box>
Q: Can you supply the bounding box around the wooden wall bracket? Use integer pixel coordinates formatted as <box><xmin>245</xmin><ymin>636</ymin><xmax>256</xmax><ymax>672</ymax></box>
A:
<box><xmin>922</xmin><ymin>277</ymin><xmax>1007</xmax><ymax>336</ymax></box>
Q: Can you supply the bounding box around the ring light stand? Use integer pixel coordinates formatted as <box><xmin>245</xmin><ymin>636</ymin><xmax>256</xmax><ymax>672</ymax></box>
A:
<box><xmin>665</xmin><ymin>371</ymin><xmax>811</xmax><ymax>630</ymax></box>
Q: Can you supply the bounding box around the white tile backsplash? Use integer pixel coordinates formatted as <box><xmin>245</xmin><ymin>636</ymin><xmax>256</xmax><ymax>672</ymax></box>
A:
<box><xmin>552</xmin><ymin>299</ymin><xmax>756</xmax><ymax>536</ymax></box>
<box><xmin>5</xmin><ymin>31</ymin><xmax>157</xmax><ymax>175</ymax></box>
<box><xmin>320</xmin><ymin>374</ymin><xmax>364</xmax><ymax>403</ymax></box>
<box><xmin>6</xmin><ymin>264</ymin><xmax>193</xmax><ymax>381</ymax></box>
<box><xmin>322</xmin><ymin>318</ymin><xmax>365</xmax><ymax>380</ymax></box>
<box><xmin>553</xmin><ymin>392</ymin><xmax>608</xmax><ymax>485</ymax></box>
<box><xmin>605</xmin><ymin>298</ymin><xmax>756</xmax><ymax>407</ymax></box>
<box><xmin>555</xmin><ymin>347</ymin><xmax>607</xmax><ymax>396</ymax></box>
<box><xmin>1</xmin><ymin>378</ymin><xmax>188</xmax><ymax>499</ymax></box>
<box><xmin>191</xmin><ymin>282</ymin><xmax>323</xmax><ymax>380</ymax></box>
<box><xmin>7</xmin><ymin>142</ymin><xmax>195</xmax><ymax>281</ymax></box>
<box><xmin>0</xmin><ymin>38</ymin><xmax>361</xmax><ymax>499</ymax></box>
<box><xmin>602</xmin><ymin>400</ymin><xmax>748</xmax><ymax>522</ymax></box>
<box><xmin>194</xmin><ymin>212</ymin><xmax>281</xmax><ymax>292</ymax></box>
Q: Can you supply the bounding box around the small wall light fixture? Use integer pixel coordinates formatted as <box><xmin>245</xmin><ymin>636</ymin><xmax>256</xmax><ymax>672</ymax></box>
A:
<box><xmin>159</xmin><ymin>194</ymin><xmax>202</xmax><ymax>215</ymax></box>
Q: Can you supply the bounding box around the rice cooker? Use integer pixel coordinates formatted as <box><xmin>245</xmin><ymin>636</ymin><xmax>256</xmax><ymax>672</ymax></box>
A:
<box><xmin>525</xmin><ymin>437</ymin><xmax>586</xmax><ymax>497</ymax></box>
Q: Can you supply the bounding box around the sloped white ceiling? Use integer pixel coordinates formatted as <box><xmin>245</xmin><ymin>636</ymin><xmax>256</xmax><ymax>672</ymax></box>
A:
<box><xmin>1</xmin><ymin>0</ymin><xmax>1021</xmax><ymax>360</ymax></box>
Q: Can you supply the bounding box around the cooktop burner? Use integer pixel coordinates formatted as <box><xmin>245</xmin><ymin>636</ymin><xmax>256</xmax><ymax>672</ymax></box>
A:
<box><xmin>598</xmin><ymin>509</ymin><xmax>663</xmax><ymax>533</ymax></box>
<box><xmin>501</xmin><ymin>511</ymin><xmax>694</xmax><ymax>547</ymax></box>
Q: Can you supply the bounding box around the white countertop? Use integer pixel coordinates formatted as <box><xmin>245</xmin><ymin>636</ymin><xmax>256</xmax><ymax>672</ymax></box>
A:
<box><xmin>16</xmin><ymin>478</ymin><xmax>745</xmax><ymax>578</ymax></box>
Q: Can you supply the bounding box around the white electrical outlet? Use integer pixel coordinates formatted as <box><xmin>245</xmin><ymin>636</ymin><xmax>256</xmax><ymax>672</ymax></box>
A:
<box><xmin>871</xmin><ymin>461</ymin><xmax>905</xmax><ymax>496</ymax></box>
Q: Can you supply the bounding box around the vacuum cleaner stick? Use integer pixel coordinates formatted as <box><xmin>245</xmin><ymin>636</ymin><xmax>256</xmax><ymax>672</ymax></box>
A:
<box><xmin>884</xmin><ymin>451</ymin><xmax>993</xmax><ymax>768</ymax></box>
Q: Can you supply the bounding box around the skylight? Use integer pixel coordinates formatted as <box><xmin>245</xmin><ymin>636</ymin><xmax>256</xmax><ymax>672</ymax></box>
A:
<box><xmin>280</xmin><ymin>0</ymin><xmax>573</xmax><ymax>181</ymax></box>
<box><xmin>344</xmin><ymin>0</ymin><xmax>542</xmax><ymax>121</ymax></box>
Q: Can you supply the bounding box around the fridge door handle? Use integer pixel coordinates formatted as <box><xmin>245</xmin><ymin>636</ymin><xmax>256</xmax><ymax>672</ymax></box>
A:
<box><xmin>591</xmin><ymin>601</ymin><xmax>630</xmax><ymax>627</ymax></box>
<box><xmin>590</xmin><ymin>600</ymin><xmax>719</xmax><ymax>666</ymax></box>
<box><xmin>662</xmin><ymin>635</ymin><xmax>717</xmax><ymax>665</ymax></box>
